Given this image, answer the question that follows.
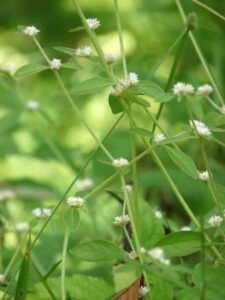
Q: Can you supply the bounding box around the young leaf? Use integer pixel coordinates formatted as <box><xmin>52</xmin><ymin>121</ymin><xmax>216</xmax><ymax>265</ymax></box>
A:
<box><xmin>130</xmin><ymin>127</ymin><xmax>153</xmax><ymax>138</ymax></box>
<box><xmin>63</xmin><ymin>209</ymin><xmax>80</xmax><ymax>232</ymax></box>
<box><xmin>53</xmin><ymin>47</ymin><xmax>75</xmax><ymax>56</ymax></box>
<box><xmin>70</xmin><ymin>240</ymin><xmax>127</xmax><ymax>262</ymax></box>
<box><xmin>165</xmin><ymin>146</ymin><xmax>198</xmax><ymax>179</ymax></box>
<box><xmin>14</xmin><ymin>64</ymin><xmax>48</xmax><ymax>78</ymax></box>
<box><xmin>68</xmin><ymin>26</ymin><xmax>85</xmax><ymax>33</ymax></box>
<box><xmin>108</xmin><ymin>94</ymin><xmax>124</xmax><ymax>114</ymax></box>
<box><xmin>156</xmin><ymin>231</ymin><xmax>202</xmax><ymax>257</ymax></box>
<box><xmin>70</xmin><ymin>78</ymin><xmax>113</xmax><ymax>95</ymax></box>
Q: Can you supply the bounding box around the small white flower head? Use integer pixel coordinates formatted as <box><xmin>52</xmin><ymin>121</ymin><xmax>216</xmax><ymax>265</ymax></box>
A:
<box><xmin>160</xmin><ymin>258</ymin><xmax>171</xmax><ymax>265</ymax></box>
<box><xmin>172</xmin><ymin>82</ymin><xmax>194</xmax><ymax>96</ymax></box>
<box><xmin>148</xmin><ymin>247</ymin><xmax>164</xmax><ymax>260</ymax></box>
<box><xmin>139</xmin><ymin>286</ymin><xmax>149</xmax><ymax>298</ymax></box>
<box><xmin>220</xmin><ymin>105</ymin><xmax>225</xmax><ymax>115</ymax></box>
<box><xmin>75</xmin><ymin>46</ymin><xmax>93</xmax><ymax>57</ymax></box>
<box><xmin>75</xmin><ymin>178</ymin><xmax>94</xmax><ymax>191</ymax></box>
<box><xmin>26</xmin><ymin>100</ymin><xmax>39</xmax><ymax>111</ymax></box>
<box><xmin>181</xmin><ymin>226</ymin><xmax>191</xmax><ymax>231</ymax></box>
<box><xmin>125</xmin><ymin>184</ymin><xmax>133</xmax><ymax>194</ymax></box>
<box><xmin>32</xmin><ymin>208</ymin><xmax>42</xmax><ymax>218</ymax></box>
<box><xmin>153</xmin><ymin>133</ymin><xmax>166</xmax><ymax>143</ymax></box>
<box><xmin>67</xmin><ymin>196</ymin><xmax>85</xmax><ymax>208</ymax></box>
<box><xmin>0</xmin><ymin>189</ymin><xmax>15</xmax><ymax>202</ymax></box>
<box><xmin>127</xmin><ymin>72</ymin><xmax>139</xmax><ymax>86</ymax></box>
<box><xmin>86</xmin><ymin>18</ymin><xmax>101</xmax><ymax>30</ymax></box>
<box><xmin>42</xmin><ymin>208</ymin><xmax>52</xmax><ymax>218</ymax></box>
<box><xmin>6</xmin><ymin>63</ymin><xmax>16</xmax><ymax>75</ymax></box>
<box><xmin>208</xmin><ymin>215</ymin><xmax>223</xmax><ymax>227</ymax></box>
<box><xmin>105</xmin><ymin>53</ymin><xmax>116</xmax><ymax>65</ymax></box>
<box><xmin>140</xmin><ymin>247</ymin><xmax>146</xmax><ymax>254</ymax></box>
<box><xmin>24</xmin><ymin>26</ymin><xmax>40</xmax><ymax>36</ymax></box>
<box><xmin>198</xmin><ymin>170</ymin><xmax>209</xmax><ymax>182</ymax></box>
<box><xmin>0</xmin><ymin>273</ymin><xmax>6</xmax><ymax>284</ymax></box>
<box><xmin>112</xmin><ymin>158</ymin><xmax>129</xmax><ymax>168</ymax></box>
<box><xmin>128</xmin><ymin>250</ymin><xmax>138</xmax><ymax>260</ymax></box>
<box><xmin>154</xmin><ymin>209</ymin><xmax>163</xmax><ymax>219</ymax></box>
<box><xmin>50</xmin><ymin>58</ymin><xmax>62</xmax><ymax>70</ymax></box>
<box><xmin>189</xmin><ymin>120</ymin><xmax>211</xmax><ymax>137</ymax></box>
<box><xmin>110</xmin><ymin>85</ymin><xmax>124</xmax><ymax>96</ymax></box>
<box><xmin>15</xmin><ymin>222</ymin><xmax>29</xmax><ymax>232</ymax></box>
<box><xmin>197</xmin><ymin>84</ymin><xmax>213</xmax><ymax>96</ymax></box>
<box><xmin>113</xmin><ymin>214</ymin><xmax>130</xmax><ymax>226</ymax></box>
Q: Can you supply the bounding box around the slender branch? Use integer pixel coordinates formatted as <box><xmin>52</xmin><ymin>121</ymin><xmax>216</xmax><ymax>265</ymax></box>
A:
<box><xmin>61</xmin><ymin>228</ymin><xmax>69</xmax><ymax>300</ymax></box>
<box><xmin>191</xmin><ymin>0</ymin><xmax>225</xmax><ymax>23</ymax></box>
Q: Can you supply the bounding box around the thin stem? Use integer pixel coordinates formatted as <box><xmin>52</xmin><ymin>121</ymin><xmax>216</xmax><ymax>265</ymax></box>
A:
<box><xmin>124</xmin><ymin>227</ymin><xmax>135</xmax><ymax>252</ymax></box>
<box><xmin>175</xmin><ymin>0</ymin><xmax>224</xmax><ymax>105</ymax></box>
<box><xmin>206</xmin><ymin>96</ymin><xmax>221</xmax><ymax>112</ymax></box>
<box><xmin>61</xmin><ymin>228</ymin><xmax>69</xmax><ymax>300</ymax></box>
<box><xmin>191</xmin><ymin>0</ymin><xmax>225</xmax><ymax>23</ymax></box>
<box><xmin>113</xmin><ymin>0</ymin><xmax>128</xmax><ymax>76</ymax></box>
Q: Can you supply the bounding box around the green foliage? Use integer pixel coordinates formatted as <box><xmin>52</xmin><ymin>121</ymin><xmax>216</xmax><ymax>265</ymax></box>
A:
<box><xmin>70</xmin><ymin>77</ymin><xmax>113</xmax><ymax>95</ymax></box>
<box><xmin>14</xmin><ymin>64</ymin><xmax>49</xmax><ymax>78</ymax></box>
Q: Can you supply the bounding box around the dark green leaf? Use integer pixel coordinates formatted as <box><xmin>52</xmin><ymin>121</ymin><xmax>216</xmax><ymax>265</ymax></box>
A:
<box><xmin>108</xmin><ymin>94</ymin><xmax>124</xmax><ymax>114</ymax></box>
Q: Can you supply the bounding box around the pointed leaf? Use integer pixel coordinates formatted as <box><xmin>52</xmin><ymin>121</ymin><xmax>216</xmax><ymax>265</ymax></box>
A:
<box><xmin>70</xmin><ymin>78</ymin><xmax>113</xmax><ymax>95</ymax></box>
<box><xmin>14</xmin><ymin>64</ymin><xmax>48</xmax><ymax>78</ymax></box>
<box><xmin>53</xmin><ymin>47</ymin><xmax>75</xmax><ymax>56</ymax></box>
<box><xmin>108</xmin><ymin>94</ymin><xmax>124</xmax><ymax>114</ymax></box>
<box><xmin>130</xmin><ymin>127</ymin><xmax>153</xmax><ymax>138</ymax></box>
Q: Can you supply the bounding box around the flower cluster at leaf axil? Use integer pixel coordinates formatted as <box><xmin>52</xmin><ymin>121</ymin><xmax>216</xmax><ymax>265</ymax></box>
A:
<box><xmin>111</xmin><ymin>73</ymin><xmax>139</xmax><ymax>96</ymax></box>
<box><xmin>86</xmin><ymin>18</ymin><xmax>101</xmax><ymax>30</ymax></box>
<box><xmin>172</xmin><ymin>82</ymin><xmax>213</xmax><ymax>96</ymax></box>
<box><xmin>75</xmin><ymin>46</ymin><xmax>93</xmax><ymax>57</ymax></box>
<box><xmin>139</xmin><ymin>286</ymin><xmax>150</xmax><ymax>298</ymax></box>
<box><xmin>140</xmin><ymin>247</ymin><xmax>170</xmax><ymax>265</ymax></box>
<box><xmin>198</xmin><ymin>170</ymin><xmax>209</xmax><ymax>182</ymax></box>
<box><xmin>113</xmin><ymin>214</ymin><xmax>130</xmax><ymax>226</ymax></box>
<box><xmin>208</xmin><ymin>215</ymin><xmax>223</xmax><ymax>227</ymax></box>
<box><xmin>50</xmin><ymin>58</ymin><xmax>62</xmax><ymax>70</ymax></box>
<box><xmin>23</xmin><ymin>26</ymin><xmax>40</xmax><ymax>36</ymax></box>
<box><xmin>26</xmin><ymin>100</ymin><xmax>39</xmax><ymax>111</ymax></box>
<box><xmin>32</xmin><ymin>208</ymin><xmax>52</xmax><ymax>218</ymax></box>
<box><xmin>67</xmin><ymin>196</ymin><xmax>85</xmax><ymax>208</ymax></box>
<box><xmin>189</xmin><ymin>120</ymin><xmax>211</xmax><ymax>137</ymax></box>
<box><xmin>153</xmin><ymin>133</ymin><xmax>166</xmax><ymax>143</ymax></box>
<box><xmin>112</xmin><ymin>157</ymin><xmax>129</xmax><ymax>168</ymax></box>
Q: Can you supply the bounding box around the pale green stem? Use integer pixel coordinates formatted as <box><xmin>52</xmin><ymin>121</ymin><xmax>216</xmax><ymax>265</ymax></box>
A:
<box><xmin>32</xmin><ymin>37</ymin><xmax>114</xmax><ymax>161</ymax></box>
<box><xmin>113</xmin><ymin>0</ymin><xmax>128</xmax><ymax>76</ymax></box>
<box><xmin>191</xmin><ymin>0</ymin><xmax>225</xmax><ymax>23</ymax></box>
<box><xmin>175</xmin><ymin>0</ymin><xmax>224</xmax><ymax>105</ymax></box>
<box><xmin>124</xmin><ymin>227</ymin><xmax>135</xmax><ymax>252</ymax></box>
<box><xmin>61</xmin><ymin>228</ymin><xmax>69</xmax><ymax>300</ymax></box>
<box><xmin>206</xmin><ymin>96</ymin><xmax>221</xmax><ymax>112</ymax></box>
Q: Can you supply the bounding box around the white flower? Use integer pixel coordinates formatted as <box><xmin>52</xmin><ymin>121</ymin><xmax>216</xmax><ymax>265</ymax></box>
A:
<box><xmin>220</xmin><ymin>105</ymin><xmax>225</xmax><ymax>114</ymax></box>
<box><xmin>160</xmin><ymin>258</ymin><xmax>171</xmax><ymax>265</ymax></box>
<box><xmin>154</xmin><ymin>210</ymin><xmax>163</xmax><ymax>219</ymax></box>
<box><xmin>113</xmin><ymin>214</ymin><xmax>130</xmax><ymax>226</ymax></box>
<box><xmin>86</xmin><ymin>18</ymin><xmax>101</xmax><ymax>30</ymax></box>
<box><xmin>75</xmin><ymin>46</ymin><xmax>93</xmax><ymax>57</ymax></box>
<box><xmin>198</xmin><ymin>170</ymin><xmax>209</xmax><ymax>182</ymax></box>
<box><xmin>42</xmin><ymin>208</ymin><xmax>52</xmax><ymax>218</ymax></box>
<box><xmin>67</xmin><ymin>196</ymin><xmax>85</xmax><ymax>208</ymax></box>
<box><xmin>181</xmin><ymin>226</ymin><xmax>191</xmax><ymax>231</ymax></box>
<box><xmin>140</xmin><ymin>247</ymin><xmax>146</xmax><ymax>254</ymax></box>
<box><xmin>189</xmin><ymin>120</ymin><xmax>211</xmax><ymax>137</ymax></box>
<box><xmin>110</xmin><ymin>85</ymin><xmax>124</xmax><ymax>96</ymax></box>
<box><xmin>148</xmin><ymin>247</ymin><xmax>170</xmax><ymax>265</ymax></box>
<box><xmin>197</xmin><ymin>84</ymin><xmax>213</xmax><ymax>96</ymax></box>
<box><xmin>153</xmin><ymin>133</ymin><xmax>166</xmax><ymax>143</ymax></box>
<box><xmin>112</xmin><ymin>158</ymin><xmax>129</xmax><ymax>168</ymax></box>
<box><xmin>125</xmin><ymin>184</ymin><xmax>133</xmax><ymax>194</ymax></box>
<box><xmin>208</xmin><ymin>215</ymin><xmax>223</xmax><ymax>227</ymax></box>
<box><xmin>128</xmin><ymin>251</ymin><xmax>138</xmax><ymax>260</ymax></box>
<box><xmin>105</xmin><ymin>53</ymin><xmax>116</xmax><ymax>65</ymax></box>
<box><xmin>50</xmin><ymin>58</ymin><xmax>62</xmax><ymax>70</ymax></box>
<box><xmin>26</xmin><ymin>100</ymin><xmax>39</xmax><ymax>111</ymax></box>
<box><xmin>0</xmin><ymin>273</ymin><xmax>6</xmax><ymax>284</ymax></box>
<box><xmin>111</xmin><ymin>73</ymin><xmax>139</xmax><ymax>96</ymax></box>
<box><xmin>139</xmin><ymin>286</ymin><xmax>149</xmax><ymax>298</ymax></box>
<box><xmin>172</xmin><ymin>82</ymin><xmax>194</xmax><ymax>96</ymax></box>
<box><xmin>75</xmin><ymin>178</ymin><xmax>94</xmax><ymax>191</ymax></box>
<box><xmin>127</xmin><ymin>72</ymin><xmax>139</xmax><ymax>85</ymax></box>
<box><xmin>0</xmin><ymin>189</ymin><xmax>15</xmax><ymax>202</ymax></box>
<box><xmin>15</xmin><ymin>222</ymin><xmax>29</xmax><ymax>232</ymax></box>
<box><xmin>32</xmin><ymin>208</ymin><xmax>42</xmax><ymax>218</ymax></box>
<box><xmin>24</xmin><ymin>26</ymin><xmax>40</xmax><ymax>36</ymax></box>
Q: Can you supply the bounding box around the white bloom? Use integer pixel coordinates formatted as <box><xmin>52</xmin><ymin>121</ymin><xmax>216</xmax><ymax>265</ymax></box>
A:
<box><xmin>112</xmin><ymin>158</ymin><xmax>129</xmax><ymax>168</ymax></box>
<box><xmin>26</xmin><ymin>100</ymin><xmax>39</xmax><ymax>111</ymax></box>
<box><xmin>220</xmin><ymin>105</ymin><xmax>225</xmax><ymax>114</ymax></box>
<box><xmin>172</xmin><ymin>82</ymin><xmax>194</xmax><ymax>96</ymax></box>
<box><xmin>67</xmin><ymin>196</ymin><xmax>85</xmax><ymax>208</ymax></box>
<box><xmin>153</xmin><ymin>133</ymin><xmax>166</xmax><ymax>143</ymax></box>
<box><xmin>111</xmin><ymin>73</ymin><xmax>139</xmax><ymax>96</ymax></box>
<box><xmin>110</xmin><ymin>85</ymin><xmax>124</xmax><ymax>96</ymax></box>
<box><xmin>86</xmin><ymin>18</ymin><xmax>101</xmax><ymax>30</ymax></box>
<box><xmin>148</xmin><ymin>247</ymin><xmax>170</xmax><ymax>265</ymax></box>
<box><xmin>139</xmin><ymin>286</ymin><xmax>149</xmax><ymax>298</ymax></box>
<box><xmin>208</xmin><ymin>215</ymin><xmax>223</xmax><ymax>227</ymax></box>
<box><xmin>32</xmin><ymin>208</ymin><xmax>42</xmax><ymax>218</ymax></box>
<box><xmin>50</xmin><ymin>58</ymin><xmax>62</xmax><ymax>70</ymax></box>
<box><xmin>189</xmin><ymin>120</ymin><xmax>211</xmax><ymax>137</ymax></box>
<box><xmin>75</xmin><ymin>178</ymin><xmax>94</xmax><ymax>191</ymax></box>
<box><xmin>128</xmin><ymin>250</ymin><xmax>138</xmax><ymax>260</ymax></box>
<box><xmin>160</xmin><ymin>258</ymin><xmax>171</xmax><ymax>265</ymax></box>
<box><xmin>125</xmin><ymin>184</ymin><xmax>133</xmax><ymax>194</ymax></box>
<box><xmin>127</xmin><ymin>72</ymin><xmax>139</xmax><ymax>85</ymax></box>
<box><xmin>24</xmin><ymin>26</ymin><xmax>40</xmax><ymax>36</ymax></box>
<box><xmin>113</xmin><ymin>214</ymin><xmax>130</xmax><ymax>226</ymax></box>
<box><xmin>0</xmin><ymin>189</ymin><xmax>15</xmax><ymax>202</ymax></box>
<box><xmin>140</xmin><ymin>247</ymin><xmax>146</xmax><ymax>254</ymax></box>
<box><xmin>181</xmin><ymin>226</ymin><xmax>191</xmax><ymax>231</ymax></box>
<box><xmin>105</xmin><ymin>53</ymin><xmax>116</xmax><ymax>65</ymax></box>
<box><xmin>0</xmin><ymin>273</ymin><xmax>6</xmax><ymax>284</ymax></box>
<box><xmin>75</xmin><ymin>46</ymin><xmax>93</xmax><ymax>57</ymax></box>
<box><xmin>154</xmin><ymin>210</ymin><xmax>163</xmax><ymax>219</ymax></box>
<box><xmin>42</xmin><ymin>208</ymin><xmax>52</xmax><ymax>218</ymax></box>
<box><xmin>198</xmin><ymin>170</ymin><xmax>209</xmax><ymax>182</ymax></box>
<box><xmin>15</xmin><ymin>222</ymin><xmax>29</xmax><ymax>232</ymax></box>
<box><xmin>197</xmin><ymin>84</ymin><xmax>213</xmax><ymax>96</ymax></box>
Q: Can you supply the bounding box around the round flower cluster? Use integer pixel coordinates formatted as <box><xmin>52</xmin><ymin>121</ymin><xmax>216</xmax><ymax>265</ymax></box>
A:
<box><xmin>153</xmin><ymin>133</ymin><xmax>166</xmax><ymax>143</ymax></box>
<box><xmin>197</xmin><ymin>84</ymin><xmax>213</xmax><ymax>96</ymax></box>
<box><xmin>26</xmin><ymin>100</ymin><xmax>39</xmax><ymax>111</ymax></box>
<box><xmin>75</xmin><ymin>178</ymin><xmax>94</xmax><ymax>191</ymax></box>
<box><xmin>181</xmin><ymin>226</ymin><xmax>191</xmax><ymax>231</ymax></box>
<box><xmin>128</xmin><ymin>250</ymin><xmax>138</xmax><ymax>260</ymax></box>
<box><xmin>208</xmin><ymin>215</ymin><xmax>223</xmax><ymax>227</ymax></box>
<box><xmin>75</xmin><ymin>46</ymin><xmax>93</xmax><ymax>57</ymax></box>
<box><xmin>24</xmin><ymin>26</ymin><xmax>40</xmax><ymax>36</ymax></box>
<box><xmin>86</xmin><ymin>18</ymin><xmax>101</xmax><ymax>30</ymax></box>
<box><xmin>148</xmin><ymin>247</ymin><xmax>170</xmax><ymax>265</ymax></box>
<box><xmin>139</xmin><ymin>286</ymin><xmax>150</xmax><ymax>298</ymax></box>
<box><xmin>198</xmin><ymin>170</ymin><xmax>209</xmax><ymax>182</ymax></box>
<box><xmin>113</xmin><ymin>214</ymin><xmax>130</xmax><ymax>226</ymax></box>
<box><xmin>67</xmin><ymin>196</ymin><xmax>85</xmax><ymax>208</ymax></box>
<box><xmin>50</xmin><ymin>58</ymin><xmax>62</xmax><ymax>70</ymax></box>
<box><xmin>189</xmin><ymin>120</ymin><xmax>211</xmax><ymax>137</ymax></box>
<box><xmin>154</xmin><ymin>209</ymin><xmax>163</xmax><ymax>219</ymax></box>
<box><xmin>32</xmin><ymin>208</ymin><xmax>52</xmax><ymax>218</ymax></box>
<box><xmin>15</xmin><ymin>222</ymin><xmax>29</xmax><ymax>232</ymax></box>
<box><xmin>105</xmin><ymin>53</ymin><xmax>116</xmax><ymax>65</ymax></box>
<box><xmin>172</xmin><ymin>82</ymin><xmax>194</xmax><ymax>96</ymax></box>
<box><xmin>111</xmin><ymin>73</ymin><xmax>139</xmax><ymax>96</ymax></box>
<box><xmin>112</xmin><ymin>157</ymin><xmax>129</xmax><ymax>168</ymax></box>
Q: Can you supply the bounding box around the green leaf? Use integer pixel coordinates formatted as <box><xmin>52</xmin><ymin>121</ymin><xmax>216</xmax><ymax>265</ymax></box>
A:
<box><xmin>62</xmin><ymin>61</ymin><xmax>80</xmax><ymax>70</ymax></box>
<box><xmin>63</xmin><ymin>209</ymin><xmax>80</xmax><ymax>232</ymax></box>
<box><xmin>123</xmin><ymin>91</ymin><xmax>150</xmax><ymax>107</ymax></box>
<box><xmin>108</xmin><ymin>94</ymin><xmax>124</xmax><ymax>114</ymax></box>
<box><xmin>14</xmin><ymin>64</ymin><xmax>48</xmax><ymax>78</ymax></box>
<box><xmin>165</xmin><ymin>146</ymin><xmax>198</xmax><ymax>179</ymax></box>
<box><xmin>177</xmin><ymin>288</ymin><xmax>200</xmax><ymax>300</ymax></box>
<box><xmin>189</xmin><ymin>98</ymin><xmax>204</xmax><ymax>119</ymax></box>
<box><xmin>53</xmin><ymin>47</ymin><xmax>75</xmax><ymax>56</ymax></box>
<box><xmin>204</xmin><ymin>112</ymin><xmax>225</xmax><ymax>127</ymax></box>
<box><xmin>70</xmin><ymin>240</ymin><xmax>127</xmax><ymax>262</ymax></box>
<box><xmin>70</xmin><ymin>77</ymin><xmax>113</xmax><ymax>95</ymax></box>
<box><xmin>68</xmin><ymin>26</ymin><xmax>85</xmax><ymax>33</ymax></box>
<box><xmin>130</xmin><ymin>127</ymin><xmax>153</xmax><ymax>138</ymax></box>
<box><xmin>156</xmin><ymin>231</ymin><xmax>202</xmax><ymax>257</ymax></box>
<box><xmin>152</xmin><ymin>277</ymin><xmax>173</xmax><ymax>300</ymax></box>
<box><xmin>17</xmin><ymin>25</ymin><xmax>26</xmax><ymax>33</ymax></box>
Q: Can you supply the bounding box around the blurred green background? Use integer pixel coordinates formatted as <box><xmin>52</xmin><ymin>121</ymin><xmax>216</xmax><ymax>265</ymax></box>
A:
<box><xmin>0</xmin><ymin>0</ymin><xmax>225</xmax><ymax>291</ymax></box>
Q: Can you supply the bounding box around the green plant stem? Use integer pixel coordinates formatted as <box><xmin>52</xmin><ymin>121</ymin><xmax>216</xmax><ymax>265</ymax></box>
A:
<box><xmin>113</xmin><ymin>0</ymin><xmax>128</xmax><ymax>76</ymax></box>
<box><xmin>175</xmin><ymin>0</ymin><xmax>224</xmax><ymax>105</ymax></box>
<box><xmin>191</xmin><ymin>0</ymin><xmax>225</xmax><ymax>22</ymax></box>
<box><xmin>124</xmin><ymin>227</ymin><xmax>135</xmax><ymax>252</ymax></box>
<box><xmin>32</xmin><ymin>37</ymin><xmax>114</xmax><ymax>161</ymax></box>
<box><xmin>61</xmin><ymin>228</ymin><xmax>69</xmax><ymax>300</ymax></box>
